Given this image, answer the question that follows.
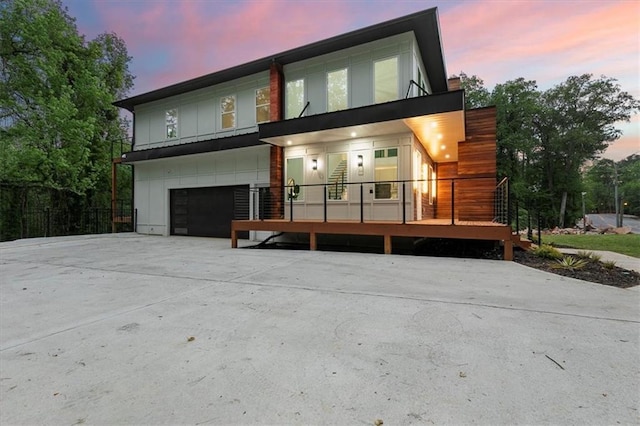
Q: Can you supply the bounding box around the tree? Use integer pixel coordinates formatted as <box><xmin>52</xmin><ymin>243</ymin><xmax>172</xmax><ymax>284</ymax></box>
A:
<box><xmin>0</xmin><ymin>0</ymin><xmax>133</xmax><ymax>239</ymax></box>
<box><xmin>536</xmin><ymin>74</ymin><xmax>639</xmax><ymax>227</ymax></box>
<box><xmin>453</xmin><ymin>72</ymin><xmax>491</xmax><ymax>109</ymax></box>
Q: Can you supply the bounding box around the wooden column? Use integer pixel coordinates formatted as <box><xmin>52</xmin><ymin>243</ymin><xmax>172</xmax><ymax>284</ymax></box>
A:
<box><xmin>269</xmin><ymin>62</ymin><xmax>285</xmax><ymax>219</ymax></box>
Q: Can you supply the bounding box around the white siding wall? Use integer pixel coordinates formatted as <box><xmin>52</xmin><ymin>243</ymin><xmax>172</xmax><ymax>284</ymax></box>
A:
<box><xmin>133</xmin><ymin>72</ymin><xmax>269</xmax><ymax>150</ymax></box>
<box><xmin>284</xmin><ymin>133</ymin><xmax>414</xmax><ymax>222</ymax></box>
<box><xmin>134</xmin><ymin>146</ymin><xmax>270</xmax><ymax>235</ymax></box>
<box><xmin>284</xmin><ymin>32</ymin><xmax>419</xmax><ymax>116</ymax></box>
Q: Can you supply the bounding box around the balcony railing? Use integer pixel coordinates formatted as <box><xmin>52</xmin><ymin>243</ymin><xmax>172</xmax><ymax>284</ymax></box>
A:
<box><xmin>238</xmin><ymin>176</ymin><xmax>510</xmax><ymax>226</ymax></box>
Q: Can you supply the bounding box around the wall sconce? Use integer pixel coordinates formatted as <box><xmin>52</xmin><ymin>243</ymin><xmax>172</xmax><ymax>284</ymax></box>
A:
<box><xmin>311</xmin><ymin>158</ymin><xmax>318</xmax><ymax>171</ymax></box>
<box><xmin>357</xmin><ymin>155</ymin><xmax>363</xmax><ymax>167</ymax></box>
<box><xmin>357</xmin><ymin>155</ymin><xmax>364</xmax><ymax>176</ymax></box>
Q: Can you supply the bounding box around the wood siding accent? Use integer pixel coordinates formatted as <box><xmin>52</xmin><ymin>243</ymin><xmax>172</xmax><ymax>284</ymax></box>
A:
<box><xmin>435</xmin><ymin>107</ymin><xmax>497</xmax><ymax>222</ymax></box>
<box><xmin>269</xmin><ymin>63</ymin><xmax>284</xmax><ymax>122</ymax></box>
<box><xmin>436</xmin><ymin>162</ymin><xmax>458</xmax><ymax>219</ymax></box>
<box><xmin>270</xmin><ymin>145</ymin><xmax>284</xmax><ymax>218</ymax></box>
<box><xmin>269</xmin><ymin>63</ymin><xmax>285</xmax><ymax>218</ymax></box>
<box><xmin>459</xmin><ymin>107</ymin><xmax>497</xmax><ymax>175</ymax></box>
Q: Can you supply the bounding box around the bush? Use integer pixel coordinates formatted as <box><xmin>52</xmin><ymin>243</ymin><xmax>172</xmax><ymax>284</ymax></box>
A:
<box><xmin>532</xmin><ymin>244</ymin><xmax>563</xmax><ymax>260</ymax></box>
<box><xmin>552</xmin><ymin>256</ymin><xmax>589</xmax><ymax>271</ymax></box>
<box><xmin>575</xmin><ymin>250</ymin><xmax>602</xmax><ymax>262</ymax></box>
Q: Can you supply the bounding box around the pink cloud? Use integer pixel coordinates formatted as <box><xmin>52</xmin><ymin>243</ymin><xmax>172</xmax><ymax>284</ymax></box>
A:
<box><xmin>442</xmin><ymin>1</ymin><xmax>639</xmax><ymax>95</ymax></box>
<box><xmin>96</xmin><ymin>0</ymin><xmax>354</xmax><ymax>94</ymax></box>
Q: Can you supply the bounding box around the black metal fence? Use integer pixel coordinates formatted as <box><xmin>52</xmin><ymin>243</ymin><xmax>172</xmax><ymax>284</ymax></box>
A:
<box><xmin>1</xmin><ymin>204</ymin><xmax>134</xmax><ymax>242</ymax></box>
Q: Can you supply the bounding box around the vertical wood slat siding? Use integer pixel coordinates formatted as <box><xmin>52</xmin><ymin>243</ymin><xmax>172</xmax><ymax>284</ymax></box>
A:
<box><xmin>458</xmin><ymin>107</ymin><xmax>497</xmax><ymax>221</ymax></box>
<box><xmin>436</xmin><ymin>162</ymin><xmax>458</xmax><ymax>219</ymax></box>
<box><xmin>435</xmin><ymin>107</ymin><xmax>497</xmax><ymax>221</ymax></box>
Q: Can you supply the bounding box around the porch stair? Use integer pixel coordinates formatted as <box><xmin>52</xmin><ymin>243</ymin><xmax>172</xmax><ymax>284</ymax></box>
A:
<box><xmin>511</xmin><ymin>233</ymin><xmax>532</xmax><ymax>250</ymax></box>
<box><xmin>328</xmin><ymin>159</ymin><xmax>348</xmax><ymax>200</ymax></box>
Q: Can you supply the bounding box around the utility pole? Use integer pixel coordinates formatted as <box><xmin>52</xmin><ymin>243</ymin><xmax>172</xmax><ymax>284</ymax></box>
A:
<box><xmin>613</xmin><ymin>163</ymin><xmax>621</xmax><ymax>228</ymax></box>
<box><xmin>581</xmin><ymin>192</ymin><xmax>587</xmax><ymax>233</ymax></box>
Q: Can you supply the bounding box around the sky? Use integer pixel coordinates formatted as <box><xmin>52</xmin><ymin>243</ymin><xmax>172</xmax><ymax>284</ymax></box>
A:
<box><xmin>62</xmin><ymin>0</ymin><xmax>639</xmax><ymax>161</ymax></box>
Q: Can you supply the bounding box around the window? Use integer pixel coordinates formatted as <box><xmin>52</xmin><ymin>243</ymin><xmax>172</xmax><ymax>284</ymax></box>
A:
<box><xmin>374</xmin><ymin>148</ymin><xmax>398</xmax><ymax>199</ymax></box>
<box><xmin>327</xmin><ymin>153</ymin><xmax>348</xmax><ymax>200</ymax></box>
<box><xmin>166</xmin><ymin>109</ymin><xmax>178</xmax><ymax>139</ymax></box>
<box><xmin>286</xmin><ymin>158</ymin><xmax>304</xmax><ymax>200</ymax></box>
<box><xmin>285</xmin><ymin>79</ymin><xmax>305</xmax><ymax>119</ymax></box>
<box><xmin>327</xmin><ymin>68</ymin><xmax>348</xmax><ymax>112</ymax></box>
<box><xmin>256</xmin><ymin>87</ymin><xmax>270</xmax><ymax>123</ymax></box>
<box><xmin>220</xmin><ymin>95</ymin><xmax>235</xmax><ymax>129</ymax></box>
<box><xmin>374</xmin><ymin>57</ymin><xmax>398</xmax><ymax>103</ymax></box>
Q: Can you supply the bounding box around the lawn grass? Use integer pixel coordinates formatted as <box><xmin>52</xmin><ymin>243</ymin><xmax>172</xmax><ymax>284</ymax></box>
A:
<box><xmin>542</xmin><ymin>234</ymin><xmax>640</xmax><ymax>258</ymax></box>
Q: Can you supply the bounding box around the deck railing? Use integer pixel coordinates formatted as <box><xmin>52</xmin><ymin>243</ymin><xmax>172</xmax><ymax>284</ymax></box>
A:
<box><xmin>239</xmin><ymin>176</ymin><xmax>506</xmax><ymax>225</ymax></box>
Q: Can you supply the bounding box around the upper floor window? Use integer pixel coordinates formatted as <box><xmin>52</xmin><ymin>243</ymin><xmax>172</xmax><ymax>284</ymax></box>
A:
<box><xmin>374</xmin><ymin>57</ymin><xmax>398</xmax><ymax>103</ymax></box>
<box><xmin>285</xmin><ymin>78</ymin><xmax>305</xmax><ymax>119</ymax></box>
<box><xmin>327</xmin><ymin>68</ymin><xmax>348</xmax><ymax>112</ymax></box>
<box><xmin>256</xmin><ymin>87</ymin><xmax>270</xmax><ymax>123</ymax></box>
<box><xmin>166</xmin><ymin>109</ymin><xmax>178</xmax><ymax>139</ymax></box>
<box><xmin>221</xmin><ymin>95</ymin><xmax>235</xmax><ymax>129</ymax></box>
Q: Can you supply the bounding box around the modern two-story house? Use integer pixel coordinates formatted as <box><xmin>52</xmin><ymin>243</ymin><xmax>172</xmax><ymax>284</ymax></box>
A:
<box><xmin>114</xmin><ymin>7</ymin><xmax>515</xmax><ymax>259</ymax></box>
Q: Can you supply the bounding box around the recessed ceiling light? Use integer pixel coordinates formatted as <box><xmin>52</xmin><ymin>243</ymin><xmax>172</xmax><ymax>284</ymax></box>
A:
<box><xmin>431</xmin><ymin>122</ymin><xmax>437</xmax><ymax>128</ymax></box>
<box><xmin>287</xmin><ymin>140</ymin><xmax>292</xmax><ymax>145</ymax></box>
<box><xmin>437</xmin><ymin>134</ymin><xmax>443</xmax><ymax>140</ymax></box>
<box><xmin>440</xmin><ymin>145</ymin><xmax>446</xmax><ymax>150</ymax></box>
<box><xmin>445</xmin><ymin>154</ymin><xmax>450</xmax><ymax>159</ymax></box>
<box><xmin>350</xmin><ymin>132</ymin><xmax>357</xmax><ymax>137</ymax></box>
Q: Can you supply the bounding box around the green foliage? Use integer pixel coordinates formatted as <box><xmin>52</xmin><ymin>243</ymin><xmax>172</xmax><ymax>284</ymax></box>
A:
<box><xmin>542</xmin><ymin>234</ymin><xmax>640</xmax><ymax>258</ymax></box>
<box><xmin>0</xmin><ymin>0</ymin><xmax>134</xmax><ymax>239</ymax></box>
<box><xmin>552</xmin><ymin>256</ymin><xmax>588</xmax><ymax>270</ymax></box>
<box><xmin>457</xmin><ymin>70</ymin><xmax>639</xmax><ymax>229</ymax></box>
<box><xmin>453</xmin><ymin>72</ymin><xmax>491</xmax><ymax>109</ymax></box>
<box><xmin>601</xmin><ymin>260</ymin><xmax>617</xmax><ymax>270</ymax></box>
<box><xmin>531</xmin><ymin>244</ymin><xmax>563</xmax><ymax>260</ymax></box>
<box><xmin>584</xmin><ymin>155</ymin><xmax>640</xmax><ymax>217</ymax></box>
<box><xmin>575</xmin><ymin>250</ymin><xmax>602</xmax><ymax>262</ymax></box>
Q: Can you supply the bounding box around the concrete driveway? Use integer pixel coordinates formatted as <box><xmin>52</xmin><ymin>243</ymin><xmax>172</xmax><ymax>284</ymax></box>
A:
<box><xmin>1</xmin><ymin>234</ymin><xmax>638</xmax><ymax>425</ymax></box>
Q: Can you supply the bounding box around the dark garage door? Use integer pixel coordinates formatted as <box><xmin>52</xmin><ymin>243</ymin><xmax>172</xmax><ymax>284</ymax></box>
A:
<box><xmin>170</xmin><ymin>185</ymin><xmax>249</xmax><ymax>238</ymax></box>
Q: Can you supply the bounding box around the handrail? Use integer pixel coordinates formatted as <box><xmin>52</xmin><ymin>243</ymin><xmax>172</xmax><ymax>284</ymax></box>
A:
<box><xmin>404</xmin><ymin>79</ymin><xmax>429</xmax><ymax>99</ymax></box>
<box><xmin>298</xmin><ymin>101</ymin><xmax>310</xmax><ymax>118</ymax></box>
<box><xmin>246</xmin><ymin>176</ymin><xmax>507</xmax><ymax>225</ymax></box>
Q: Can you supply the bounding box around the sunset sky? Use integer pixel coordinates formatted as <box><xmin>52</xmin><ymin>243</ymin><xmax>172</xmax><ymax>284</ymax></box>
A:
<box><xmin>62</xmin><ymin>0</ymin><xmax>639</xmax><ymax>160</ymax></box>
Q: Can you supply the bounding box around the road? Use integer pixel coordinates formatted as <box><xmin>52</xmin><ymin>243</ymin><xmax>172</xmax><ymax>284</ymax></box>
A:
<box><xmin>588</xmin><ymin>213</ymin><xmax>640</xmax><ymax>233</ymax></box>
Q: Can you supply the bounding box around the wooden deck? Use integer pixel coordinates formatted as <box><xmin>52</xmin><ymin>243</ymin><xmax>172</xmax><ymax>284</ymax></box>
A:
<box><xmin>231</xmin><ymin>219</ymin><xmax>513</xmax><ymax>260</ymax></box>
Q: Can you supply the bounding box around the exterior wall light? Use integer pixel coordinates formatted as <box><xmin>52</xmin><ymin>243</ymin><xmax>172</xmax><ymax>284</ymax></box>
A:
<box><xmin>312</xmin><ymin>158</ymin><xmax>318</xmax><ymax>171</ymax></box>
<box><xmin>357</xmin><ymin>155</ymin><xmax>363</xmax><ymax>167</ymax></box>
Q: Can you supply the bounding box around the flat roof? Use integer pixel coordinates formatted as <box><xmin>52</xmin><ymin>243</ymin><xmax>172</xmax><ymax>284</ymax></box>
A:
<box><xmin>114</xmin><ymin>7</ymin><xmax>447</xmax><ymax>111</ymax></box>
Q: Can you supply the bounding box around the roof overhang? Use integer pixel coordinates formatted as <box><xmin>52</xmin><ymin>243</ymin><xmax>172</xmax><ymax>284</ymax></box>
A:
<box><xmin>114</xmin><ymin>8</ymin><xmax>447</xmax><ymax>111</ymax></box>
<box><xmin>121</xmin><ymin>133</ymin><xmax>265</xmax><ymax>163</ymax></box>
<box><xmin>260</xmin><ymin>91</ymin><xmax>465</xmax><ymax>162</ymax></box>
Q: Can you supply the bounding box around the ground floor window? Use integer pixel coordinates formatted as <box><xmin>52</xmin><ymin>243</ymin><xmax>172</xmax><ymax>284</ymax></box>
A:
<box><xmin>374</xmin><ymin>148</ymin><xmax>398</xmax><ymax>199</ymax></box>
<box><xmin>286</xmin><ymin>157</ymin><xmax>304</xmax><ymax>200</ymax></box>
<box><xmin>327</xmin><ymin>153</ymin><xmax>348</xmax><ymax>200</ymax></box>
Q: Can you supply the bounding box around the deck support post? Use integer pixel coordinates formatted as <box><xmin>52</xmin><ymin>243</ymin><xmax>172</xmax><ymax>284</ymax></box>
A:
<box><xmin>503</xmin><ymin>238</ymin><xmax>513</xmax><ymax>261</ymax></box>
<box><xmin>310</xmin><ymin>232</ymin><xmax>317</xmax><ymax>251</ymax></box>
<box><xmin>384</xmin><ymin>234</ymin><xmax>392</xmax><ymax>254</ymax></box>
<box><xmin>231</xmin><ymin>229</ymin><xmax>238</xmax><ymax>248</ymax></box>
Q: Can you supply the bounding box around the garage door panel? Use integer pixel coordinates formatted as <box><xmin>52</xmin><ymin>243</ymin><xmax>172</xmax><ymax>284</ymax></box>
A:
<box><xmin>170</xmin><ymin>186</ymin><xmax>248</xmax><ymax>238</ymax></box>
